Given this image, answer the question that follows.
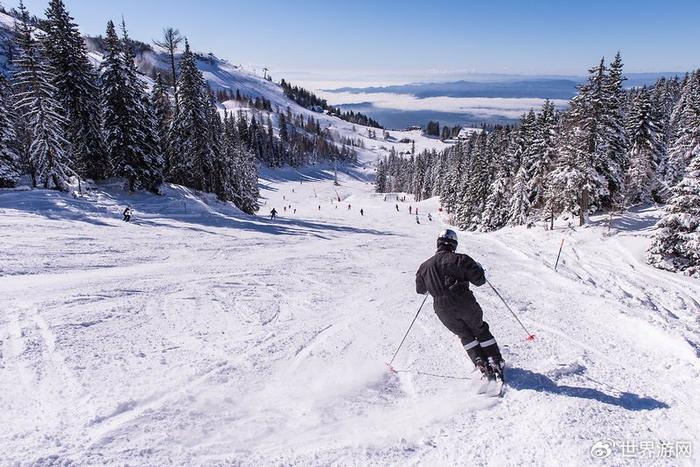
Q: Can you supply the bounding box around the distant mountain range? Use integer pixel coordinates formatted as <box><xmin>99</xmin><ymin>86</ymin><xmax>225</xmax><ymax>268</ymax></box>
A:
<box><xmin>322</xmin><ymin>72</ymin><xmax>688</xmax><ymax>128</ymax></box>
<box><xmin>327</xmin><ymin>73</ymin><xmax>686</xmax><ymax>100</ymax></box>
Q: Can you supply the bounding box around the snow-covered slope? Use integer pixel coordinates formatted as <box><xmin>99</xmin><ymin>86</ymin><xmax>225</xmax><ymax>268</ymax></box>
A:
<box><xmin>0</xmin><ymin>9</ymin><xmax>448</xmax><ymax>169</ymax></box>
<box><xmin>1</xmin><ymin>168</ymin><xmax>698</xmax><ymax>466</ymax></box>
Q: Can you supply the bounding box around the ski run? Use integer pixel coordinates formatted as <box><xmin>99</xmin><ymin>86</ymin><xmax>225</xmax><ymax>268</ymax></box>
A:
<box><xmin>1</xmin><ymin>164</ymin><xmax>699</xmax><ymax>466</ymax></box>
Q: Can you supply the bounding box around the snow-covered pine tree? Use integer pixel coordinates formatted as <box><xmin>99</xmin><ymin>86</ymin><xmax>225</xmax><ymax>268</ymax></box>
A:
<box><xmin>456</xmin><ymin>131</ymin><xmax>493</xmax><ymax>230</ymax></box>
<box><xmin>567</xmin><ymin>58</ymin><xmax>621</xmax><ymax>213</ymax></box>
<box><xmin>169</xmin><ymin>40</ymin><xmax>212</xmax><ymax>191</ymax></box>
<box><xmin>665</xmin><ymin>71</ymin><xmax>700</xmax><ymax>189</ymax></box>
<box><xmin>508</xmin><ymin>164</ymin><xmax>530</xmax><ymax>226</ymax></box>
<box><xmin>528</xmin><ymin>99</ymin><xmax>558</xmax><ymax>209</ymax></box>
<box><xmin>207</xmin><ymin>97</ymin><xmax>230</xmax><ymax>202</ymax></box>
<box><xmin>375</xmin><ymin>157</ymin><xmax>387</xmax><ymax>192</ymax></box>
<box><xmin>545</xmin><ymin>122</ymin><xmax>602</xmax><ymax>226</ymax></box>
<box><xmin>43</xmin><ymin>0</ymin><xmax>108</xmax><ymax>181</ymax></box>
<box><xmin>0</xmin><ymin>76</ymin><xmax>21</xmax><ymax>188</ymax></box>
<box><xmin>121</xmin><ymin>21</ymin><xmax>162</xmax><ymax>192</ymax></box>
<box><xmin>12</xmin><ymin>3</ymin><xmax>72</xmax><ymax>191</ymax></box>
<box><xmin>151</xmin><ymin>73</ymin><xmax>173</xmax><ymax>166</ymax></box>
<box><xmin>623</xmin><ymin>87</ymin><xmax>664</xmax><ymax>205</ymax></box>
<box><xmin>602</xmin><ymin>52</ymin><xmax>629</xmax><ymax>202</ymax></box>
<box><xmin>233</xmin><ymin>140</ymin><xmax>260</xmax><ymax>214</ymax></box>
<box><xmin>100</xmin><ymin>20</ymin><xmax>161</xmax><ymax>192</ymax></box>
<box><xmin>505</xmin><ymin>112</ymin><xmax>537</xmax><ymax>225</ymax></box>
<box><xmin>647</xmin><ymin>149</ymin><xmax>700</xmax><ymax>277</ymax></box>
<box><xmin>440</xmin><ymin>142</ymin><xmax>467</xmax><ymax>215</ymax></box>
<box><xmin>651</xmin><ymin>76</ymin><xmax>682</xmax><ymax>195</ymax></box>
<box><xmin>480</xmin><ymin>128</ymin><xmax>515</xmax><ymax>231</ymax></box>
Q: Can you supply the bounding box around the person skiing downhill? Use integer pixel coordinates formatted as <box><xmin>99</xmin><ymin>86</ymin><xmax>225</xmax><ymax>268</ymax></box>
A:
<box><xmin>122</xmin><ymin>207</ymin><xmax>132</xmax><ymax>222</ymax></box>
<box><xmin>270</xmin><ymin>208</ymin><xmax>277</xmax><ymax>220</ymax></box>
<box><xmin>415</xmin><ymin>229</ymin><xmax>505</xmax><ymax>381</ymax></box>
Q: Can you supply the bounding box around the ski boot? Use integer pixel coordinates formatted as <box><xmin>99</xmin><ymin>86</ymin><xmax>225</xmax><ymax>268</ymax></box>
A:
<box><xmin>474</xmin><ymin>357</ymin><xmax>495</xmax><ymax>381</ymax></box>
<box><xmin>487</xmin><ymin>357</ymin><xmax>505</xmax><ymax>383</ymax></box>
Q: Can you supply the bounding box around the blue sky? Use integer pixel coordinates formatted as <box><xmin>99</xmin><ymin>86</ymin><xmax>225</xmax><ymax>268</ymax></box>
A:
<box><xmin>9</xmin><ymin>0</ymin><xmax>700</xmax><ymax>78</ymax></box>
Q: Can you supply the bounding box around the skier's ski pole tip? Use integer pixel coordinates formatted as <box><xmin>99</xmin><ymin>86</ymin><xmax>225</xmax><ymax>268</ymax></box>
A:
<box><xmin>527</xmin><ymin>334</ymin><xmax>536</xmax><ymax>341</ymax></box>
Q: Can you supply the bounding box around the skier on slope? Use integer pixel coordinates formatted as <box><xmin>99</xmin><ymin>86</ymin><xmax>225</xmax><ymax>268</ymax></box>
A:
<box><xmin>122</xmin><ymin>207</ymin><xmax>132</xmax><ymax>222</ymax></box>
<box><xmin>415</xmin><ymin>229</ymin><xmax>505</xmax><ymax>381</ymax></box>
<box><xmin>270</xmin><ymin>208</ymin><xmax>278</xmax><ymax>220</ymax></box>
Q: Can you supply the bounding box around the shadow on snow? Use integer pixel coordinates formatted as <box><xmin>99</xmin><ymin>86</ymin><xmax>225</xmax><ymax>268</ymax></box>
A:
<box><xmin>506</xmin><ymin>367</ymin><xmax>669</xmax><ymax>411</ymax></box>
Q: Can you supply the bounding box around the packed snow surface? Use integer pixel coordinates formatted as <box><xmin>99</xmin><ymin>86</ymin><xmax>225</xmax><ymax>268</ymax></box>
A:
<box><xmin>1</xmin><ymin>167</ymin><xmax>699</xmax><ymax>466</ymax></box>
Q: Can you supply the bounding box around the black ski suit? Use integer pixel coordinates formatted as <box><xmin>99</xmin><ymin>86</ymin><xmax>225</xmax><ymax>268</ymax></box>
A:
<box><xmin>415</xmin><ymin>245</ymin><xmax>502</xmax><ymax>365</ymax></box>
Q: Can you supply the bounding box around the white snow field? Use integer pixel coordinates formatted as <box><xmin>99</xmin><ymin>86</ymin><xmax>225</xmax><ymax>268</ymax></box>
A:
<box><xmin>1</xmin><ymin>167</ymin><xmax>699</xmax><ymax>466</ymax></box>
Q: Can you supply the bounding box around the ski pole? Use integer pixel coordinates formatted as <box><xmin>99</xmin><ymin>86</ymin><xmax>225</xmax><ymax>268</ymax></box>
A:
<box><xmin>386</xmin><ymin>293</ymin><xmax>429</xmax><ymax>372</ymax></box>
<box><xmin>554</xmin><ymin>238</ymin><xmax>565</xmax><ymax>271</ymax></box>
<box><xmin>486</xmin><ymin>279</ymin><xmax>535</xmax><ymax>341</ymax></box>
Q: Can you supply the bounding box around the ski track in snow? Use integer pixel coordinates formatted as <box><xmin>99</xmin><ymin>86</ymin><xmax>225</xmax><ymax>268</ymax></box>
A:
<box><xmin>1</xmin><ymin>171</ymin><xmax>699</xmax><ymax>466</ymax></box>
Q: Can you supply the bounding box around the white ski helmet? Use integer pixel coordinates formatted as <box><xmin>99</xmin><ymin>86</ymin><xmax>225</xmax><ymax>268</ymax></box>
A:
<box><xmin>437</xmin><ymin>229</ymin><xmax>458</xmax><ymax>250</ymax></box>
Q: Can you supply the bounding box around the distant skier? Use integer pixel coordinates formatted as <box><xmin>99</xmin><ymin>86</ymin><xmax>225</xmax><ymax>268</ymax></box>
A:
<box><xmin>416</xmin><ymin>214</ymin><xmax>420</xmax><ymax>224</ymax></box>
<box><xmin>122</xmin><ymin>207</ymin><xmax>132</xmax><ymax>222</ymax></box>
<box><xmin>318</xmin><ymin>205</ymin><xmax>321</xmax><ymax>211</ymax></box>
<box><xmin>428</xmin><ymin>213</ymin><xmax>433</xmax><ymax>222</ymax></box>
<box><xmin>294</xmin><ymin>208</ymin><xmax>297</xmax><ymax>214</ymax></box>
<box><xmin>284</xmin><ymin>206</ymin><xmax>287</xmax><ymax>212</ymax></box>
<box><xmin>416</xmin><ymin>208</ymin><xmax>419</xmax><ymax>215</ymax></box>
<box><xmin>348</xmin><ymin>204</ymin><xmax>351</xmax><ymax>210</ymax></box>
<box><xmin>409</xmin><ymin>206</ymin><xmax>412</xmax><ymax>214</ymax></box>
<box><xmin>360</xmin><ymin>209</ymin><xmax>364</xmax><ymax>216</ymax></box>
<box><xmin>270</xmin><ymin>208</ymin><xmax>277</xmax><ymax>220</ymax></box>
<box><xmin>415</xmin><ymin>229</ymin><xmax>505</xmax><ymax>381</ymax></box>
<box><xmin>395</xmin><ymin>204</ymin><xmax>400</xmax><ymax>212</ymax></box>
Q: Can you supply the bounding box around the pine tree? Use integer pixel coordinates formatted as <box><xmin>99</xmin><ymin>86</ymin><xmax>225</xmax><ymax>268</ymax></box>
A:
<box><xmin>647</xmin><ymin>150</ymin><xmax>700</xmax><ymax>277</ymax></box>
<box><xmin>168</xmin><ymin>40</ymin><xmax>212</xmax><ymax>191</ymax></box>
<box><xmin>481</xmin><ymin>131</ymin><xmax>514</xmax><ymax>231</ymax></box>
<box><xmin>624</xmin><ymin>88</ymin><xmax>663</xmax><ymax>205</ymax></box>
<box><xmin>44</xmin><ymin>0</ymin><xmax>108</xmax><ymax>180</ymax></box>
<box><xmin>233</xmin><ymin>140</ymin><xmax>260</xmax><ymax>214</ymax></box>
<box><xmin>603</xmin><ymin>52</ymin><xmax>629</xmax><ymax>202</ymax></box>
<box><xmin>375</xmin><ymin>158</ymin><xmax>387</xmax><ymax>192</ymax></box>
<box><xmin>100</xmin><ymin>20</ymin><xmax>161</xmax><ymax>192</ymax></box>
<box><xmin>278</xmin><ymin>112</ymin><xmax>289</xmax><ymax>142</ymax></box>
<box><xmin>13</xmin><ymin>2</ymin><xmax>72</xmax><ymax>191</ymax></box>
<box><xmin>508</xmin><ymin>164</ymin><xmax>530</xmax><ymax>225</ymax></box>
<box><xmin>153</xmin><ymin>27</ymin><xmax>183</xmax><ymax>114</ymax></box>
<box><xmin>0</xmin><ymin>76</ymin><xmax>20</xmax><ymax>187</ymax></box>
<box><xmin>151</xmin><ymin>73</ymin><xmax>173</xmax><ymax>163</ymax></box>
<box><xmin>504</xmin><ymin>112</ymin><xmax>536</xmax><ymax>225</ymax></box>
<box><xmin>665</xmin><ymin>71</ymin><xmax>700</xmax><ymax>188</ymax></box>
<box><xmin>528</xmin><ymin>99</ymin><xmax>558</xmax><ymax>208</ymax></box>
<box><xmin>545</xmin><ymin>123</ymin><xmax>602</xmax><ymax>225</ymax></box>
